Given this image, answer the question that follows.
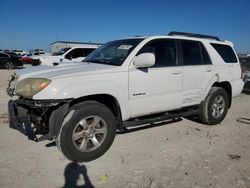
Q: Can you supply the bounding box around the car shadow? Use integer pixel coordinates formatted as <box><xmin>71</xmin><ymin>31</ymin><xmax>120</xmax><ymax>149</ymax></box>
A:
<box><xmin>184</xmin><ymin>115</ymin><xmax>202</xmax><ymax>124</ymax></box>
<box><xmin>15</xmin><ymin>66</ymin><xmax>25</xmax><ymax>69</ymax></box>
<box><xmin>242</xmin><ymin>90</ymin><xmax>250</xmax><ymax>95</ymax></box>
<box><xmin>63</xmin><ymin>162</ymin><xmax>95</xmax><ymax>188</ymax></box>
<box><xmin>116</xmin><ymin>118</ymin><xmax>182</xmax><ymax>135</ymax></box>
<box><xmin>45</xmin><ymin>141</ymin><xmax>56</xmax><ymax>147</ymax></box>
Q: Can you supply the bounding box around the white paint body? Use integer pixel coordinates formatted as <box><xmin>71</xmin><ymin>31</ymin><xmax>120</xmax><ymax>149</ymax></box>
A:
<box><xmin>15</xmin><ymin>36</ymin><xmax>244</xmax><ymax>121</ymax></box>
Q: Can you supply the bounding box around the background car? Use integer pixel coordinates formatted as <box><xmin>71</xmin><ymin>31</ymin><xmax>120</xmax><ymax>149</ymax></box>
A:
<box><xmin>37</xmin><ymin>46</ymin><xmax>100</xmax><ymax>66</ymax></box>
<box><xmin>19</xmin><ymin>50</ymin><xmax>50</xmax><ymax>65</ymax></box>
<box><xmin>239</xmin><ymin>56</ymin><xmax>250</xmax><ymax>71</ymax></box>
<box><xmin>12</xmin><ymin>50</ymin><xmax>27</xmax><ymax>56</ymax></box>
<box><xmin>243</xmin><ymin>71</ymin><xmax>250</xmax><ymax>92</ymax></box>
<box><xmin>0</xmin><ymin>52</ymin><xmax>23</xmax><ymax>69</ymax></box>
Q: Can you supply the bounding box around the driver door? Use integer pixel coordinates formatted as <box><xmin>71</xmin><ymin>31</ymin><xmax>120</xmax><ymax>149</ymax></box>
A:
<box><xmin>128</xmin><ymin>39</ymin><xmax>183</xmax><ymax>118</ymax></box>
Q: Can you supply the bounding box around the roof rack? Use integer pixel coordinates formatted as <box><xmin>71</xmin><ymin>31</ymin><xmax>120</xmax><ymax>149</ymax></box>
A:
<box><xmin>168</xmin><ymin>31</ymin><xmax>220</xmax><ymax>41</ymax></box>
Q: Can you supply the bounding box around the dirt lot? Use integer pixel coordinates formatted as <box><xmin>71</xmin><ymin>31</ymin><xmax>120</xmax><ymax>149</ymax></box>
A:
<box><xmin>0</xmin><ymin>69</ymin><xmax>250</xmax><ymax>188</ymax></box>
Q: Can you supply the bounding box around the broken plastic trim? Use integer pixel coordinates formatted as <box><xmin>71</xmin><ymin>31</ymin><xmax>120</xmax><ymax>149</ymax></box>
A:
<box><xmin>8</xmin><ymin>98</ymin><xmax>73</xmax><ymax>142</ymax></box>
<box><xmin>7</xmin><ymin>74</ymin><xmax>17</xmax><ymax>97</ymax></box>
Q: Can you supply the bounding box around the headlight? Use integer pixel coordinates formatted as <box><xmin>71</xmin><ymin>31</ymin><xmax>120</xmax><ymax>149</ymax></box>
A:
<box><xmin>15</xmin><ymin>78</ymin><xmax>51</xmax><ymax>98</ymax></box>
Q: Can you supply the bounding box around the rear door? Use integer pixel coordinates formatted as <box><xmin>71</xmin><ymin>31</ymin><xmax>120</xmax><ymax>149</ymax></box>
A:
<box><xmin>128</xmin><ymin>39</ymin><xmax>183</xmax><ymax>117</ymax></box>
<box><xmin>178</xmin><ymin>40</ymin><xmax>214</xmax><ymax>107</ymax></box>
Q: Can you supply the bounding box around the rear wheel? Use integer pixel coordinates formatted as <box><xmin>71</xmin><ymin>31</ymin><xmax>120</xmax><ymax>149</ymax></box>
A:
<box><xmin>199</xmin><ymin>87</ymin><xmax>229</xmax><ymax>125</ymax></box>
<box><xmin>57</xmin><ymin>101</ymin><xmax>116</xmax><ymax>162</ymax></box>
<box><xmin>5</xmin><ymin>62</ymin><xmax>15</xmax><ymax>69</ymax></box>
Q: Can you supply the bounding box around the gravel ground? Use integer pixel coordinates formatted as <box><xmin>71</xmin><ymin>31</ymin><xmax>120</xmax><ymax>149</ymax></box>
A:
<box><xmin>0</xmin><ymin>69</ymin><xmax>250</xmax><ymax>188</ymax></box>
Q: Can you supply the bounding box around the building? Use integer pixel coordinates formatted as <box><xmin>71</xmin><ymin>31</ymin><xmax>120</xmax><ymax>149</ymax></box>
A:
<box><xmin>50</xmin><ymin>41</ymin><xmax>102</xmax><ymax>53</ymax></box>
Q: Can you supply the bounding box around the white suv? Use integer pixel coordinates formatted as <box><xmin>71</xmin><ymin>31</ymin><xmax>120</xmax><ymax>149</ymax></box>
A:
<box><xmin>8</xmin><ymin>32</ymin><xmax>244</xmax><ymax>162</ymax></box>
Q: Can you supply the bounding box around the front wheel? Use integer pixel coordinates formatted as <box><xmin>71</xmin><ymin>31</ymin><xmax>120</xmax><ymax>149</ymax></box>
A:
<box><xmin>199</xmin><ymin>87</ymin><xmax>229</xmax><ymax>125</ymax></box>
<box><xmin>5</xmin><ymin>62</ymin><xmax>15</xmax><ymax>69</ymax></box>
<box><xmin>57</xmin><ymin>101</ymin><xmax>116</xmax><ymax>162</ymax></box>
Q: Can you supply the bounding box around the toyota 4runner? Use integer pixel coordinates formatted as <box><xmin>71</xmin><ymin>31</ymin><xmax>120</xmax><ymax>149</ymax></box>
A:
<box><xmin>8</xmin><ymin>32</ymin><xmax>244</xmax><ymax>162</ymax></box>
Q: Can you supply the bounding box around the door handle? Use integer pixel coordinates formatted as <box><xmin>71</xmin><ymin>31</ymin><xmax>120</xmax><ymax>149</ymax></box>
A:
<box><xmin>206</xmin><ymin>69</ymin><xmax>213</xmax><ymax>72</ymax></box>
<box><xmin>172</xmin><ymin>71</ymin><xmax>181</xmax><ymax>75</ymax></box>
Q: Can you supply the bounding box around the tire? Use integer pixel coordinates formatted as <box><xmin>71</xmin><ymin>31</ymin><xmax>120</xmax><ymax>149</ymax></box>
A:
<box><xmin>199</xmin><ymin>87</ymin><xmax>229</xmax><ymax>125</ymax></box>
<box><xmin>57</xmin><ymin>101</ymin><xmax>116</xmax><ymax>162</ymax></box>
<box><xmin>5</xmin><ymin>62</ymin><xmax>15</xmax><ymax>70</ymax></box>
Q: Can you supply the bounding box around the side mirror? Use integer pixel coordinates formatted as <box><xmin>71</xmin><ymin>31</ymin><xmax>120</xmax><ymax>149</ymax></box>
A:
<box><xmin>133</xmin><ymin>53</ymin><xmax>155</xmax><ymax>68</ymax></box>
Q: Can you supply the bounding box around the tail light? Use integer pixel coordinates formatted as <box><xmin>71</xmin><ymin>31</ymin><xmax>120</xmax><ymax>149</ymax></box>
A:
<box><xmin>240</xmin><ymin>63</ymin><xmax>246</xmax><ymax>79</ymax></box>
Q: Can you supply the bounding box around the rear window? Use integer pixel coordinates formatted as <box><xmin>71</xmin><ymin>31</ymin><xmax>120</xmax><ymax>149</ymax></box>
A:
<box><xmin>211</xmin><ymin>43</ymin><xmax>237</xmax><ymax>63</ymax></box>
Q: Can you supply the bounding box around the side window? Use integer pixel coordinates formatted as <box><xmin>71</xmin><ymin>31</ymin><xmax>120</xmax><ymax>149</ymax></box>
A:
<box><xmin>65</xmin><ymin>50</ymin><xmax>74</xmax><ymax>59</ymax></box>
<box><xmin>137</xmin><ymin>39</ymin><xmax>176</xmax><ymax>67</ymax></box>
<box><xmin>83</xmin><ymin>48</ymin><xmax>96</xmax><ymax>57</ymax></box>
<box><xmin>201</xmin><ymin>44</ymin><xmax>212</xmax><ymax>65</ymax></box>
<box><xmin>66</xmin><ymin>48</ymin><xmax>96</xmax><ymax>59</ymax></box>
<box><xmin>181</xmin><ymin>40</ymin><xmax>202</xmax><ymax>65</ymax></box>
<box><xmin>65</xmin><ymin>48</ymin><xmax>83</xmax><ymax>59</ymax></box>
<box><xmin>210</xmin><ymin>43</ymin><xmax>237</xmax><ymax>63</ymax></box>
<box><xmin>74</xmin><ymin>49</ymin><xmax>85</xmax><ymax>58</ymax></box>
<box><xmin>0</xmin><ymin>53</ymin><xmax>9</xmax><ymax>58</ymax></box>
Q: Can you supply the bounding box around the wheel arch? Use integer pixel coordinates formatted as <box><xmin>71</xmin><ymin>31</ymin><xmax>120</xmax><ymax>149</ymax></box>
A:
<box><xmin>70</xmin><ymin>94</ymin><xmax>124</xmax><ymax>130</ymax></box>
<box><xmin>49</xmin><ymin>94</ymin><xmax>125</xmax><ymax>139</ymax></box>
<box><xmin>212</xmin><ymin>81</ymin><xmax>232</xmax><ymax>108</ymax></box>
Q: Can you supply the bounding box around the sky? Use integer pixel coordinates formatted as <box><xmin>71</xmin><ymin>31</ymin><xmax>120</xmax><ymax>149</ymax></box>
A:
<box><xmin>0</xmin><ymin>0</ymin><xmax>250</xmax><ymax>53</ymax></box>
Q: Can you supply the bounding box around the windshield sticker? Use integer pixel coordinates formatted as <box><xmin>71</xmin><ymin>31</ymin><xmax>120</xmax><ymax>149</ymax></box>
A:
<box><xmin>118</xmin><ymin>45</ymin><xmax>133</xmax><ymax>50</ymax></box>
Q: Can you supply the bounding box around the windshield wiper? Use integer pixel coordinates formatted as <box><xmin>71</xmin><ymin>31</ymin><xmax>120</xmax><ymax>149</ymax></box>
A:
<box><xmin>84</xmin><ymin>59</ymin><xmax>120</xmax><ymax>66</ymax></box>
<box><xmin>86</xmin><ymin>60</ymin><xmax>109</xmax><ymax>64</ymax></box>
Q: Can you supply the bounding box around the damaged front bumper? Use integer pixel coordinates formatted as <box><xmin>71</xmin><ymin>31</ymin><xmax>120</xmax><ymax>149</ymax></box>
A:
<box><xmin>8</xmin><ymin>98</ymin><xmax>72</xmax><ymax>142</ymax></box>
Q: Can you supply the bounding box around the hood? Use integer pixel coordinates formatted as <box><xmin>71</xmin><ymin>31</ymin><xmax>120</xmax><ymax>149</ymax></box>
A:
<box><xmin>16</xmin><ymin>63</ymin><xmax>122</xmax><ymax>81</ymax></box>
<box><xmin>56</xmin><ymin>61</ymin><xmax>83</xmax><ymax>66</ymax></box>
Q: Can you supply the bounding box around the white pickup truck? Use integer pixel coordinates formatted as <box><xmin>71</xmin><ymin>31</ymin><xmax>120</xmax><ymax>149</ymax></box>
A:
<box><xmin>8</xmin><ymin>32</ymin><xmax>244</xmax><ymax>162</ymax></box>
<box><xmin>34</xmin><ymin>45</ymin><xmax>101</xmax><ymax>66</ymax></box>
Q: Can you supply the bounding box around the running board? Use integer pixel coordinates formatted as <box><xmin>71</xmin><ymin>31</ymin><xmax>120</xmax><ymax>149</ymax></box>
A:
<box><xmin>123</xmin><ymin>109</ymin><xmax>199</xmax><ymax>127</ymax></box>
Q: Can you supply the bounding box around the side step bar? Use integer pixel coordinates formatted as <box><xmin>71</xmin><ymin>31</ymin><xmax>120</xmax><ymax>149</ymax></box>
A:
<box><xmin>123</xmin><ymin>108</ymin><xmax>199</xmax><ymax>127</ymax></box>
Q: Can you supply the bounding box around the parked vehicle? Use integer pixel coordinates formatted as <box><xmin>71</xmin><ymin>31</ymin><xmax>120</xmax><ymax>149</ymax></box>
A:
<box><xmin>13</xmin><ymin>50</ymin><xmax>27</xmax><ymax>56</ymax></box>
<box><xmin>33</xmin><ymin>49</ymin><xmax>46</xmax><ymax>55</ymax></box>
<box><xmin>19</xmin><ymin>56</ymin><xmax>33</xmax><ymax>64</ymax></box>
<box><xmin>36</xmin><ymin>46</ymin><xmax>100</xmax><ymax>66</ymax></box>
<box><xmin>243</xmin><ymin>71</ymin><xmax>250</xmax><ymax>91</ymax></box>
<box><xmin>0</xmin><ymin>52</ymin><xmax>23</xmax><ymax>69</ymax></box>
<box><xmin>19</xmin><ymin>53</ymin><xmax>41</xmax><ymax>65</ymax></box>
<box><xmin>19</xmin><ymin>47</ymin><xmax>99</xmax><ymax>66</ymax></box>
<box><xmin>239</xmin><ymin>56</ymin><xmax>250</xmax><ymax>71</ymax></box>
<box><xmin>8</xmin><ymin>32</ymin><xmax>244</xmax><ymax>162</ymax></box>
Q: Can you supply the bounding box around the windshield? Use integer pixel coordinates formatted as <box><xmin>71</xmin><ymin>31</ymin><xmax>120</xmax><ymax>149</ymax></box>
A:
<box><xmin>83</xmin><ymin>39</ymin><xmax>143</xmax><ymax>66</ymax></box>
<box><xmin>52</xmin><ymin>47</ymin><xmax>71</xmax><ymax>56</ymax></box>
